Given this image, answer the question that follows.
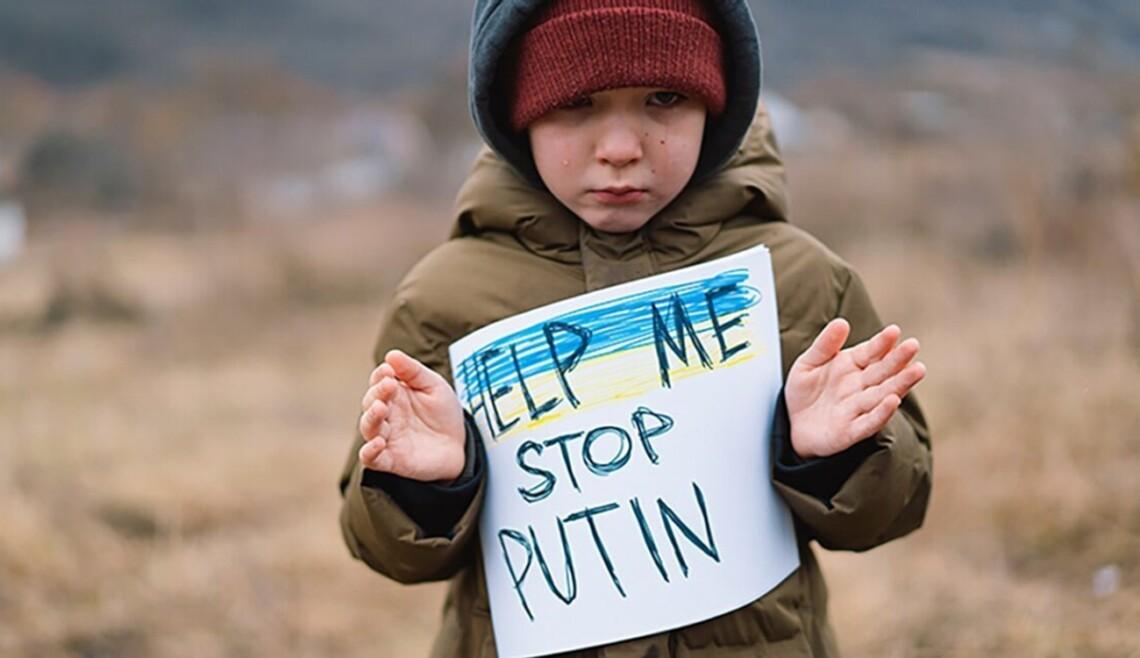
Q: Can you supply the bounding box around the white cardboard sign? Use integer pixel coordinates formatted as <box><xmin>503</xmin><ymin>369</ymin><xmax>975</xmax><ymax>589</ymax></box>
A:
<box><xmin>449</xmin><ymin>244</ymin><xmax>799</xmax><ymax>657</ymax></box>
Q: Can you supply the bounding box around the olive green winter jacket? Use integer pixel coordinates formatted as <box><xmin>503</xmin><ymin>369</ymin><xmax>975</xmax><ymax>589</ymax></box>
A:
<box><xmin>338</xmin><ymin>103</ymin><xmax>932</xmax><ymax>657</ymax></box>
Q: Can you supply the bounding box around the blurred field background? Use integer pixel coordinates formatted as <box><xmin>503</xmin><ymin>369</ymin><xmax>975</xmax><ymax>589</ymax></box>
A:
<box><xmin>2</xmin><ymin>1</ymin><xmax>1140</xmax><ymax>656</ymax></box>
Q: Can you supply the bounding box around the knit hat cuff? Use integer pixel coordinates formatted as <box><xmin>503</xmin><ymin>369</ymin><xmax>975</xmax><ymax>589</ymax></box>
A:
<box><xmin>509</xmin><ymin>7</ymin><xmax>726</xmax><ymax>131</ymax></box>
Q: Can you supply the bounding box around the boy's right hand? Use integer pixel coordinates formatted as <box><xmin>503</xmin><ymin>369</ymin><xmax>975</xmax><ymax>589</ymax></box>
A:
<box><xmin>358</xmin><ymin>350</ymin><xmax>466</xmax><ymax>483</ymax></box>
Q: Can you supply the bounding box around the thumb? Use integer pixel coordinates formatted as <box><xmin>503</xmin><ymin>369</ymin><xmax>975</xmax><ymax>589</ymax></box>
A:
<box><xmin>796</xmin><ymin>318</ymin><xmax>850</xmax><ymax>369</ymax></box>
<box><xmin>385</xmin><ymin>349</ymin><xmax>445</xmax><ymax>392</ymax></box>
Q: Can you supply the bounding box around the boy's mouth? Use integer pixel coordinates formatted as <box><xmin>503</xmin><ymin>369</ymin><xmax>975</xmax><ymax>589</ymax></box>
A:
<box><xmin>592</xmin><ymin>186</ymin><xmax>648</xmax><ymax>205</ymax></box>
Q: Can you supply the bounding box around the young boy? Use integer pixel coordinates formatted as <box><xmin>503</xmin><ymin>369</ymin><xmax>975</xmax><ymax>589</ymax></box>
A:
<box><xmin>338</xmin><ymin>0</ymin><xmax>932</xmax><ymax>655</ymax></box>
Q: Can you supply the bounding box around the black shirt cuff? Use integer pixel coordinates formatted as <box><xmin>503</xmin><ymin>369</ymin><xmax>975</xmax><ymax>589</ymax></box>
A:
<box><xmin>771</xmin><ymin>387</ymin><xmax>884</xmax><ymax>506</ymax></box>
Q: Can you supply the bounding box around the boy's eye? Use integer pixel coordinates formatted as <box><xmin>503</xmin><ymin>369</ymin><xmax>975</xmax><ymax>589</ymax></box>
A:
<box><xmin>559</xmin><ymin>96</ymin><xmax>592</xmax><ymax>110</ymax></box>
<box><xmin>648</xmin><ymin>91</ymin><xmax>686</xmax><ymax>107</ymax></box>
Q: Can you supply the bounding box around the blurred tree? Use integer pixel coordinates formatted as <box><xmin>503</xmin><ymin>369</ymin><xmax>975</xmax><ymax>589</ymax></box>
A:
<box><xmin>407</xmin><ymin>55</ymin><xmax>474</xmax><ymax>148</ymax></box>
<box><xmin>19</xmin><ymin>132</ymin><xmax>140</xmax><ymax>212</ymax></box>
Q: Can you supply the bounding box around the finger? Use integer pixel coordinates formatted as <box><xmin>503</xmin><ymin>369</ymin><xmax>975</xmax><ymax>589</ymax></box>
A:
<box><xmin>360</xmin><ymin>439</ymin><xmax>395</xmax><ymax>472</ymax></box>
<box><xmin>358</xmin><ymin>411</ymin><xmax>371</xmax><ymax>439</ymax></box>
<box><xmin>849</xmin><ymin>394</ymin><xmax>901</xmax><ymax>442</ymax></box>
<box><xmin>365</xmin><ymin>379</ymin><xmax>400</xmax><ymax>409</ymax></box>
<box><xmin>377</xmin><ymin>376</ymin><xmax>399</xmax><ymax>402</ymax></box>
<box><xmin>385</xmin><ymin>349</ymin><xmax>446</xmax><ymax>392</ymax></box>
<box><xmin>848</xmin><ymin>324</ymin><xmax>901</xmax><ymax>369</ymax></box>
<box><xmin>888</xmin><ymin>361</ymin><xmax>927</xmax><ymax>399</ymax></box>
<box><xmin>851</xmin><ymin>362</ymin><xmax>926</xmax><ymax>414</ymax></box>
<box><xmin>369</xmin><ymin>362</ymin><xmax>395</xmax><ymax>386</ymax></box>
<box><xmin>361</xmin><ymin>382</ymin><xmax>383</xmax><ymax>411</ymax></box>
<box><xmin>358</xmin><ymin>400</ymin><xmax>389</xmax><ymax>439</ymax></box>
<box><xmin>795</xmin><ymin>318</ymin><xmax>851</xmax><ymax>369</ymax></box>
<box><xmin>358</xmin><ymin>436</ymin><xmax>386</xmax><ymax>465</ymax></box>
<box><xmin>860</xmin><ymin>337</ymin><xmax>920</xmax><ymax>387</ymax></box>
<box><xmin>369</xmin><ymin>442</ymin><xmax>395</xmax><ymax>472</ymax></box>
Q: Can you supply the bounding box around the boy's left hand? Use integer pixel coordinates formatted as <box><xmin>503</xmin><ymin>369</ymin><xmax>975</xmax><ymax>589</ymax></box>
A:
<box><xmin>785</xmin><ymin>319</ymin><xmax>926</xmax><ymax>459</ymax></box>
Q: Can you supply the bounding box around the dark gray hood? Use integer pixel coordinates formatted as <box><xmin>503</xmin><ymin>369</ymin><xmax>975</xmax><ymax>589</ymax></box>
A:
<box><xmin>467</xmin><ymin>0</ymin><xmax>763</xmax><ymax>189</ymax></box>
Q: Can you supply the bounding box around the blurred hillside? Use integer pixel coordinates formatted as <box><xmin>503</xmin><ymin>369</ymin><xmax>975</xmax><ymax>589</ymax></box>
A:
<box><xmin>2</xmin><ymin>1</ymin><xmax>1140</xmax><ymax>234</ymax></box>
<box><xmin>1</xmin><ymin>0</ymin><xmax>1138</xmax><ymax>89</ymax></box>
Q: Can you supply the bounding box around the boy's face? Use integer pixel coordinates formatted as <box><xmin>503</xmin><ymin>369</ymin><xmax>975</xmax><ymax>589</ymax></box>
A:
<box><xmin>528</xmin><ymin>87</ymin><xmax>707</xmax><ymax>234</ymax></box>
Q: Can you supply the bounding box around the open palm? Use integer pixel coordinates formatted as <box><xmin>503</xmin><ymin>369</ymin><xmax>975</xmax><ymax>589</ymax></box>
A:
<box><xmin>358</xmin><ymin>350</ymin><xmax>466</xmax><ymax>482</ymax></box>
<box><xmin>785</xmin><ymin>319</ymin><xmax>926</xmax><ymax>459</ymax></box>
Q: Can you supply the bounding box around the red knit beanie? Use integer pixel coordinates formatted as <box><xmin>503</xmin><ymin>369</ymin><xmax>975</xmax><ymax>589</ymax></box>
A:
<box><xmin>508</xmin><ymin>0</ymin><xmax>727</xmax><ymax>132</ymax></box>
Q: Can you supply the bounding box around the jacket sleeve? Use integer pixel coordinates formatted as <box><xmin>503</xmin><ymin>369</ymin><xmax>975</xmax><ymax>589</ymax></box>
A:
<box><xmin>772</xmin><ymin>267</ymin><xmax>933</xmax><ymax>552</ymax></box>
<box><xmin>337</xmin><ymin>288</ymin><xmax>486</xmax><ymax>584</ymax></box>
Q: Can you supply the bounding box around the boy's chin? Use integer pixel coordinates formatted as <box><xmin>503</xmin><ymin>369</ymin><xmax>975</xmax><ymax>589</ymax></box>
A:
<box><xmin>578</xmin><ymin>209</ymin><xmax>654</xmax><ymax>235</ymax></box>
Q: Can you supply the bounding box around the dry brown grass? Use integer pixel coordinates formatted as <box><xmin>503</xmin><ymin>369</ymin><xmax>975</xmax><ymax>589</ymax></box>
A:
<box><xmin>788</xmin><ymin>128</ymin><xmax>1140</xmax><ymax>657</ymax></box>
<box><xmin>2</xmin><ymin>134</ymin><xmax>1139</xmax><ymax>658</ymax></box>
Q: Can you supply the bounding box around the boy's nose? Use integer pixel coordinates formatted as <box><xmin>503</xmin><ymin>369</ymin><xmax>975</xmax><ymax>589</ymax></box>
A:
<box><xmin>595</xmin><ymin>121</ymin><xmax>643</xmax><ymax>169</ymax></box>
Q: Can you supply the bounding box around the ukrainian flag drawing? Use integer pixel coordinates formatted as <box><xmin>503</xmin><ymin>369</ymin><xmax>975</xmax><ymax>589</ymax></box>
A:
<box><xmin>454</xmin><ymin>267</ymin><xmax>765</xmax><ymax>444</ymax></box>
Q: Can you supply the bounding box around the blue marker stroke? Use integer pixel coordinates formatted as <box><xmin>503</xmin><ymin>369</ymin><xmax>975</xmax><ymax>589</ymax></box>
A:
<box><xmin>457</xmin><ymin>269</ymin><xmax>759</xmax><ymax>418</ymax></box>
